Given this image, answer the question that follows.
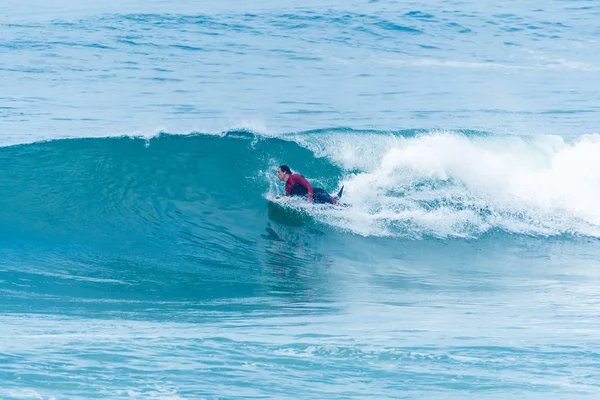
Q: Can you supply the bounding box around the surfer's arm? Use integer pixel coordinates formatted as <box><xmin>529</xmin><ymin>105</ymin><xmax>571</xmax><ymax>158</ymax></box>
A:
<box><xmin>294</xmin><ymin>175</ymin><xmax>314</xmax><ymax>202</ymax></box>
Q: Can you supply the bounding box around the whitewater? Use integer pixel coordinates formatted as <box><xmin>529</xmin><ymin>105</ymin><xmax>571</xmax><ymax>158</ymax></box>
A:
<box><xmin>1</xmin><ymin>1</ymin><xmax>600</xmax><ymax>399</ymax></box>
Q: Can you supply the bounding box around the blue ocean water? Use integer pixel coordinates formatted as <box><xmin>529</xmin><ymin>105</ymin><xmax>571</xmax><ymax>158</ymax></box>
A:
<box><xmin>1</xmin><ymin>1</ymin><xmax>600</xmax><ymax>399</ymax></box>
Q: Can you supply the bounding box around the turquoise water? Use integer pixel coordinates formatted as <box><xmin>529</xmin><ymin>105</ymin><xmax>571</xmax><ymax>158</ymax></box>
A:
<box><xmin>1</xmin><ymin>1</ymin><xmax>600</xmax><ymax>399</ymax></box>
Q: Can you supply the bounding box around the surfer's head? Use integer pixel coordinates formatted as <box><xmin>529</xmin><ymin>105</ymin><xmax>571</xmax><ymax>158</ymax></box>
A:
<box><xmin>277</xmin><ymin>165</ymin><xmax>292</xmax><ymax>181</ymax></box>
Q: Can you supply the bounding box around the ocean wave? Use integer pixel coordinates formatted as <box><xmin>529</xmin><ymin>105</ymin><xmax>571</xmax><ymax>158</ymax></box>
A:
<box><xmin>0</xmin><ymin>129</ymin><xmax>598</xmax><ymax>242</ymax></box>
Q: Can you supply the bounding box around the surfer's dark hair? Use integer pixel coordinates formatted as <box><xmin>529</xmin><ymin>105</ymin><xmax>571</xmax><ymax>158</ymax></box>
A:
<box><xmin>279</xmin><ymin>165</ymin><xmax>292</xmax><ymax>175</ymax></box>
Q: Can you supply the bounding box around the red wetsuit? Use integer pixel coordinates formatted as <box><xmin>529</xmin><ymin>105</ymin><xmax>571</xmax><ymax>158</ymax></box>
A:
<box><xmin>285</xmin><ymin>174</ymin><xmax>314</xmax><ymax>202</ymax></box>
<box><xmin>285</xmin><ymin>174</ymin><xmax>338</xmax><ymax>204</ymax></box>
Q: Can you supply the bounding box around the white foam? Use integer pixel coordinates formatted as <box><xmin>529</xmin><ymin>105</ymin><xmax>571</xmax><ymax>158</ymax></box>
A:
<box><xmin>298</xmin><ymin>131</ymin><xmax>600</xmax><ymax>238</ymax></box>
<box><xmin>0</xmin><ymin>389</ymin><xmax>52</xmax><ymax>399</ymax></box>
<box><xmin>381</xmin><ymin>58</ymin><xmax>524</xmax><ymax>70</ymax></box>
<box><xmin>382</xmin><ymin>55</ymin><xmax>600</xmax><ymax>72</ymax></box>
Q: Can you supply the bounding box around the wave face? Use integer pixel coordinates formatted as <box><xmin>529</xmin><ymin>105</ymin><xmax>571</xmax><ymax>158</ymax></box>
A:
<box><xmin>1</xmin><ymin>130</ymin><xmax>599</xmax><ymax>247</ymax></box>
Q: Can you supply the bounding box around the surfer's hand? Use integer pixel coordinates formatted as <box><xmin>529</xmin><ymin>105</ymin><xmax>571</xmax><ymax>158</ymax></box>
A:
<box><xmin>274</xmin><ymin>196</ymin><xmax>281</xmax><ymax>199</ymax></box>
